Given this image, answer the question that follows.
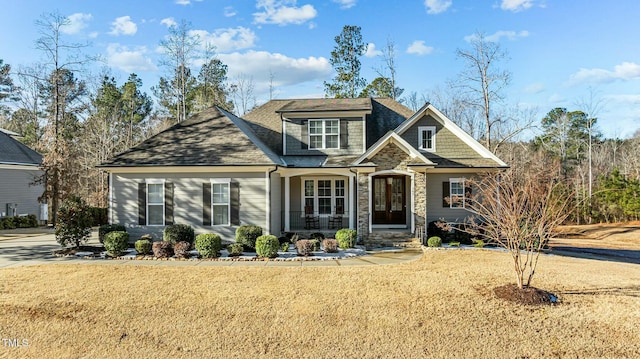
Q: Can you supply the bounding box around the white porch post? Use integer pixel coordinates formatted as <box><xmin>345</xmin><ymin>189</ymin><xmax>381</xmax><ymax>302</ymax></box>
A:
<box><xmin>349</xmin><ymin>173</ymin><xmax>355</xmax><ymax>229</ymax></box>
<box><xmin>284</xmin><ymin>175</ymin><xmax>290</xmax><ymax>231</ymax></box>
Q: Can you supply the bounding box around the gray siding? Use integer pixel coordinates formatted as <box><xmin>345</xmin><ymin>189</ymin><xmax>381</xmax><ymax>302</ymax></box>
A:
<box><xmin>424</xmin><ymin>173</ymin><xmax>476</xmax><ymax>223</ymax></box>
<box><xmin>284</xmin><ymin>117</ymin><xmax>364</xmax><ymax>156</ymax></box>
<box><xmin>0</xmin><ymin>168</ymin><xmax>44</xmax><ymax>218</ymax></box>
<box><xmin>401</xmin><ymin>114</ymin><xmax>479</xmax><ymax>158</ymax></box>
<box><xmin>112</xmin><ymin>172</ymin><xmax>267</xmax><ymax>242</ymax></box>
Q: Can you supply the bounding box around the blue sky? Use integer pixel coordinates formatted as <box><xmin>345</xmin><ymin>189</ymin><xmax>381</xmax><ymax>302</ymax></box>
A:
<box><xmin>1</xmin><ymin>0</ymin><xmax>639</xmax><ymax>138</ymax></box>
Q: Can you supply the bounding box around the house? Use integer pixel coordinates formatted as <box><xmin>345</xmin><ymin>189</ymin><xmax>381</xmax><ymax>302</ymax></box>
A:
<box><xmin>100</xmin><ymin>98</ymin><xmax>507</xmax><ymax>246</ymax></box>
<box><xmin>0</xmin><ymin>129</ymin><xmax>45</xmax><ymax>219</ymax></box>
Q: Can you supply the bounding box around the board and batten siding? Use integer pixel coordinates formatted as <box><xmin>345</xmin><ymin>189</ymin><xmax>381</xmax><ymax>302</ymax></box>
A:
<box><xmin>111</xmin><ymin>172</ymin><xmax>267</xmax><ymax>241</ymax></box>
<box><xmin>0</xmin><ymin>168</ymin><xmax>44</xmax><ymax>218</ymax></box>
<box><xmin>425</xmin><ymin>173</ymin><xmax>476</xmax><ymax>223</ymax></box>
<box><xmin>283</xmin><ymin>117</ymin><xmax>364</xmax><ymax>156</ymax></box>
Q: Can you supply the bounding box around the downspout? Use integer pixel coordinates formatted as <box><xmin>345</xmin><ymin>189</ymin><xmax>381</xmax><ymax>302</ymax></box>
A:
<box><xmin>266</xmin><ymin>166</ymin><xmax>279</xmax><ymax>234</ymax></box>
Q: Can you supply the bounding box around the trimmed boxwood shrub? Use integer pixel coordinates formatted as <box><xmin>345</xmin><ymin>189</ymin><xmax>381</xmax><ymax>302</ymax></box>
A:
<box><xmin>295</xmin><ymin>239</ymin><xmax>315</xmax><ymax>256</ymax></box>
<box><xmin>152</xmin><ymin>241</ymin><xmax>173</xmax><ymax>258</ymax></box>
<box><xmin>174</xmin><ymin>241</ymin><xmax>191</xmax><ymax>258</ymax></box>
<box><xmin>322</xmin><ymin>239</ymin><xmax>338</xmax><ymax>253</ymax></box>
<box><xmin>99</xmin><ymin>224</ymin><xmax>126</xmax><ymax>244</ymax></box>
<box><xmin>335</xmin><ymin>228</ymin><xmax>357</xmax><ymax>249</ymax></box>
<box><xmin>134</xmin><ymin>239</ymin><xmax>152</xmax><ymax>255</ymax></box>
<box><xmin>428</xmin><ymin>220</ymin><xmax>448</xmax><ymax>241</ymax></box>
<box><xmin>255</xmin><ymin>235</ymin><xmax>279</xmax><ymax>258</ymax></box>
<box><xmin>104</xmin><ymin>231</ymin><xmax>129</xmax><ymax>257</ymax></box>
<box><xmin>163</xmin><ymin>224</ymin><xmax>195</xmax><ymax>245</ymax></box>
<box><xmin>227</xmin><ymin>243</ymin><xmax>244</xmax><ymax>256</ymax></box>
<box><xmin>195</xmin><ymin>233</ymin><xmax>222</xmax><ymax>258</ymax></box>
<box><xmin>427</xmin><ymin>236</ymin><xmax>442</xmax><ymax>248</ymax></box>
<box><xmin>235</xmin><ymin>225</ymin><xmax>262</xmax><ymax>249</ymax></box>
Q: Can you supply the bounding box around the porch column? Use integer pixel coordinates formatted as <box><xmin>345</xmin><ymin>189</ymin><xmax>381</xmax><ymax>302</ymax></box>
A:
<box><xmin>349</xmin><ymin>173</ymin><xmax>355</xmax><ymax>229</ymax></box>
<box><xmin>284</xmin><ymin>175</ymin><xmax>290</xmax><ymax>231</ymax></box>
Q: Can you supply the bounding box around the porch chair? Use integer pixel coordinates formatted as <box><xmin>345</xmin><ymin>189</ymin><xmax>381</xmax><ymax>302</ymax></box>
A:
<box><xmin>304</xmin><ymin>206</ymin><xmax>320</xmax><ymax>229</ymax></box>
<box><xmin>328</xmin><ymin>205</ymin><xmax>344</xmax><ymax>229</ymax></box>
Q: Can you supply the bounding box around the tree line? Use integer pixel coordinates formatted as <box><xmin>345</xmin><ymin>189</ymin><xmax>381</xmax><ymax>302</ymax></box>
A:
<box><xmin>0</xmin><ymin>17</ymin><xmax>638</xmax><ymax>225</ymax></box>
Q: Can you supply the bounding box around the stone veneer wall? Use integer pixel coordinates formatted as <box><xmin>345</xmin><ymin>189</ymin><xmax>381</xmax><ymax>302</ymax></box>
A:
<box><xmin>357</xmin><ymin>142</ymin><xmax>427</xmax><ymax>240</ymax></box>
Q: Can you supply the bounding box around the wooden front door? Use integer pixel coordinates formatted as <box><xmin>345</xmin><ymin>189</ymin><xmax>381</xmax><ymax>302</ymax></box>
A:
<box><xmin>372</xmin><ymin>176</ymin><xmax>406</xmax><ymax>225</ymax></box>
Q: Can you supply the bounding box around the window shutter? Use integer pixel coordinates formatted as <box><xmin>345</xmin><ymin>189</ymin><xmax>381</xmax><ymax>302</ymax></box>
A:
<box><xmin>442</xmin><ymin>182</ymin><xmax>450</xmax><ymax>208</ymax></box>
<box><xmin>340</xmin><ymin>119</ymin><xmax>348</xmax><ymax>149</ymax></box>
<box><xmin>230</xmin><ymin>181</ymin><xmax>240</xmax><ymax>225</ymax></box>
<box><xmin>203</xmin><ymin>183</ymin><xmax>211</xmax><ymax>226</ymax></box>
<box><xmin>164</xmin><ymin>182</ymin><xmax>174</xmax><ymax>225</ymax></box>
<box><xmin>300</xmin><ymin>120</ymin><xmax>308</xmax><ymax>149</ymax></box>
<box><xmin>138</xmin><ymin>183</ymin><xmax>146</xmax><ymax>225</ymax></box>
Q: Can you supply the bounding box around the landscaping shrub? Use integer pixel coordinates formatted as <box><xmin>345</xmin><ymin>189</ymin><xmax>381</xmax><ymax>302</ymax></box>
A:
<box><xmin>322</xmin><ymin>239</ymin><xmax>338</xmax><ymax>253</ymax></box>
<box><xmin>195</xmin><ymin>233</ymin><xmax>222</xmax><ymax>258</ymax></box>
<box><xmin>54</xmin><ymin>195</ymin><xmax>92</xmax><ymax>248</ymax></box>
<box><xmin>134</xmin><ymin>239</ymin><xmax>152</xmax><ymax>255</ymax></box>
<box><xmin>449</xmin><ymin>241</ymin><xmax>461</xmax><ymax>247</ymax></box>
<box><xmin>290</xmin><ymin>233</ymin><xmax>300</xmax><ymax>245</ymax></box>
<box><xmin>473</xmin><ymin>239</ymin><xmax>485</xmax><ymax>248</ymax></box>
<box><xmin>0</xmin><ymin>217</ymin><xmax>15</xmax><ymax>229</ymax></box>
<box><xmin>335</xmin><ymin>228</ymin><xmax>357</xmax><ymax>249</ymax></box>
<box><xmin>310</xmin><ymin>239</ymin><xmax>320</xmax><ymax>251</ymax></box>
<box><xmin>152</xmin><ymin>241</ymin><xmax>173</xmax><ymax>258</ymax></box>
<box><xmin>310</xmin><ymin>232</ymin><xmax>325</xmax><ymax>240</ymax></box>
<box><xmin>163</xmin><ymin>224</ymin><xmax>195</xmax><ymax>245</ymax></box>
<box><xmin>278</xmin><ymin>236</ymin><xmax>289</xmax><ymax>245</ymax></box>
<box><xmin>295</xmin><ymin>239</ymin><xmax>315</xmax><ymax>256</ymax></box>
<box><xmin>174</xmin><ymin>241</ymin><xmax>191</xmax><ymax>258</ymax></box>
<box><xmin>227</xmin><ymin>243</ymin><xmax>244</xmax><ymax>256</ymax></box>
<box><xmin>87</xmin><ymin>207</ymin><xmax>108</xmax><ymax>226</ymax></box>
<box><xmin>428</xmin><ymin>220</ymin><xmax>448</xmax><ymax>241</ymax></box>
<box><xmin>235</xmin><ymin>225</ymin><xmax>262</xmax><ymax>249</ymax></box>
<box><xmin>281</xmin><ymin>242</ymin><xmax>290</xmax><ymax>252</ymax></box>
<box><xmin>255</xmin><ymin>235</ymin><xmax>279</xmax><ymax>258</ymax></box>
<box><xmin>427</xmin><ymin>236</ymin><xmax>442</xmax><ymax>248</ymax></box>
<box><xmin>99</xmin><ymin>224</ymin><xmax>126</xmax><ymax>244</ymax></box>
<box><xmin>104</xmin><ymin>231</ymin><xmax>129</xmax><ymax>257</ymax></box>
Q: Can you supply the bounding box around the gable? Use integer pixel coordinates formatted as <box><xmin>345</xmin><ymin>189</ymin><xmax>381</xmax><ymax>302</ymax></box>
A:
<box><xmin>0</xmin><ymin>131</ymin><xmax>42</xmax><ymax>166</ymax></box>
<box><xmin>401</xmin><ymin>114</ymin><xmax>479</xmax><ymax>159</ymax></box>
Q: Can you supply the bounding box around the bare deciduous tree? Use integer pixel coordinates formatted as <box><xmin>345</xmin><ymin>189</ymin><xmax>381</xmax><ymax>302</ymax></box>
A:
<box><xmin>465</xmin><ymin>155</ymin><xmax>569</xmax><ymax>289</ymax></box>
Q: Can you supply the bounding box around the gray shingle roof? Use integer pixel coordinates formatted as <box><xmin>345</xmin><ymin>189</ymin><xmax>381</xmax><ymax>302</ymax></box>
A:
<box><xmin>0</xmin><ymin>130</ymin><xmax>42</xmax><ymax>166</ymax></box>
<box><xmin>100</xmin><ymin>107</ymin><xmax>282</xmax><ymax>167</ymax></box>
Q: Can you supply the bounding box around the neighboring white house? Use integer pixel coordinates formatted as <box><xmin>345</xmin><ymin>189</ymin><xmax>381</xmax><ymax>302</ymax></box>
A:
<box><xmin>0</xmin><ymin>129</ymin><xmax>45</xmax><ymax>220</ymax></box>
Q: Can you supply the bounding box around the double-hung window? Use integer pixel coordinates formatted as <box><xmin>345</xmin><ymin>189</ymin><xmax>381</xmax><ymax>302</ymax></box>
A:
<box><xmin>418</xmin><ymin>126</ymin><xmax>436</xmax><ymax>152</ymax></box>
<box><xmin>211</xmin><ymin>179</ymin><xmax>230</xmax><ymax>225</ymax></box>
<box><xmin>309</xmin><ymin>119</ymin><xmax>339</xmax><ymax>149</ymax></box>
<box><xmin>449</xmin><ymin>178</ymin><xmax>465</xmax><ymax>208</ymax></box>
<box><xmin>302</xmin><ymin>178</ymin><xmax>346</xmax><ymax>215</ymax></box>
<box><xmin>147</xmin><ymin>180</ymin><xmax>165</xmax><ymax>226</ymax></box>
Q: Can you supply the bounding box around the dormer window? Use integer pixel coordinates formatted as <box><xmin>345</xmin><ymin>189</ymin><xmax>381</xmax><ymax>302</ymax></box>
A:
<box><xmin>418</xmin><ymin>126</ymin><xmax>436</xmax><ymax>152</ymax></box>
<box><xmin>309</xmin><ymin>119</ymin><xmax>339</xmax><ymax>149</ymax></box>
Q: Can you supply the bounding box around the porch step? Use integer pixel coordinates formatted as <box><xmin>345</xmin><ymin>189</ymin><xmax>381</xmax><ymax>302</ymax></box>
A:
<box><xmin>365</xmin><ymin>231</ymin><xmax>421</xmax><ymax>249</ymax></box>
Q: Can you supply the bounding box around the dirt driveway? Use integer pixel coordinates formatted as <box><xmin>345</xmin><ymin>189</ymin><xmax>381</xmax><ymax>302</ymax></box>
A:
<box><xmin>549</xmin><ymin>222</ymin><xmax>640</xmax><ymax>264</ymax></box>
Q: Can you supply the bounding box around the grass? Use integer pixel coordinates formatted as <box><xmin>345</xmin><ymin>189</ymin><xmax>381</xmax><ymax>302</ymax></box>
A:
<box><xmin>1</xmin><ymin>250</ymin><xmax>639</xmax><ymax>358</ymax></box>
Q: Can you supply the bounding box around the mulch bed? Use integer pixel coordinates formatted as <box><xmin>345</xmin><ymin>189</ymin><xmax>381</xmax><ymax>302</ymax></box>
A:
<box><xmin>53</xmin><ymin>245</ymin><xmax>106</xmax><ymax>256</ymax></box>
<box><xmin>493</xmin><ymin>284</ymin><xmax>559</xmax><ymax>305</ymax></box>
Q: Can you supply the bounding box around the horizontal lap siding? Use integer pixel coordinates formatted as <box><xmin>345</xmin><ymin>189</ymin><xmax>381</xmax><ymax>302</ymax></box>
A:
<box><xmin>425</xmin><ymin>173</ymin><xmax>475</xmax><ymax>223</ymax></box>
<box><xmin>284</xmin><ymin>118</ymin><xmax>363</xmax><ymax>156</ymax></box>
<box><xmin>0</xmin><ymin>168</ymin><xmax>44</xmax><ymax>217</ymax></box>
<box><xmin>112</xmin><ymin>172</ymin><xmax>267</xmax><ymax>241</ymax></box>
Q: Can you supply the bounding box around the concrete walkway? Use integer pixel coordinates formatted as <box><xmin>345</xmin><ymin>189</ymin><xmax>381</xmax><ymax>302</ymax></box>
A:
<box><xmin>0</xmin><ymin>229</ymin><xmax>423</xmax><ymax>269</ymax></box>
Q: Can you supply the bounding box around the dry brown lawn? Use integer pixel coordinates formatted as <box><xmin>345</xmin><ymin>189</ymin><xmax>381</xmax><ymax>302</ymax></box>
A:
<box><xmin>553</xmin><ymin>222</ymin><xmax>640</xmax><ymax>250</ymax></box>
<box><xmin>1</xmin><ymin>250</ymin><xmax>639</xmax><ymax>358</ymax></box>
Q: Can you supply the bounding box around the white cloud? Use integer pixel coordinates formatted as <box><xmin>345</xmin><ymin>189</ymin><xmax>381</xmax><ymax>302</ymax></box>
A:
<box><xmin>364</xmin><ymin>43</ymin><xmax>382</xmax><ymax>58</ymax></box>
<box><xmin>109</xmin><ymin>16</ymin><xmax>137</xmax><ymax>36</ymax></box>
<box><xmin>406</xmin><ymin>40</ymin><xmax>434</xmax><ymax>55</ymax></box>
<box><xmin>219</xmin><ymin>50</ymin><xmax>331</xmax><ymax>91</ymax></box>
<box><xmin>175</xmin><ymin>0</ymin><xmax>203</xmax><ymax>5</ymax></box>
<box><xmin>523</xmin><ymin>82</ymin><xmax>544</xmax><ymax>94</ymax></box>
<box><xmin>333</xmin><ymin>0</ymin><xmax>357</xmax><ymax>9</ymax></box>
<box><xmin>424</xmin><ymin>0</ymin><xmax>452</xmax><ymax>14</ymax></box>
<box><xmin>88</xmin><ymin>32</ymin><xmax>99</xmax><ymax>39</ymax></box>
<box><xmin>160</xmin><ymin>17</ymin><xmax>177</xmax><ymax>28</ymax></box>
<box><xmin>501</xmin><ymin>0</ymin><xmax>534</xmax><ymax>12</ymax></box>
<box><xmin>106</xmin><ymin>44</ymin><xmax>157</xmax><ymax>72</ymax></box>
<box><xmin>568</xmin><ymin>62</ymin><xmax>640</xmax><ymax>86</ymax></box>
<box><xmin>189</xmin><ymin>27</ymin><xmax>257</xmax><ymax>53</ymax></box>
<box><xmin>465</xmin><ymin>30</ymin><xmax>529</xmax><ymax>42</ymax></box>
<box><xmin>254</xmin><ymin>0</ymin><xmax>317</xmax><ymax>26</ymax></box>
<box><xmin>605</xmin><ymin>94</ymin><xmax>640</xmax><ymax>104</ymax></box>
<box><xmin>548</xmin><ymin>93</ymin><xmax>566</xmax><ymax>104</ymax></box>
<box><xmin>61</xmin><ymin>13</ymin><xmax>92</xmax><ymax>35</ymax></box>
<box><xmin>224</xmin><ymin>6</ymin><xmax>237</xmax><ymax>17</ymax></box>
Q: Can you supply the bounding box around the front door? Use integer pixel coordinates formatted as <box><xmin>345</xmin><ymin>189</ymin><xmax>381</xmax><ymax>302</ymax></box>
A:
<box><xmin>372</xmin><ymin>176</ymin><xmax>406</xmax><ymax>225</ymax></box>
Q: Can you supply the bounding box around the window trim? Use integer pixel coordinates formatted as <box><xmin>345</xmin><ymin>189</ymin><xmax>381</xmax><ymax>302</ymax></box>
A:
<box><xmin>308</xmin><ymin>119</ymin><xmax>340</xmax><ymax>150</ymax></box>
<box><xmin>210</xmin><ymin>178</ymin><xmax>231</xmax><ymax>226</ymax></box>
<box><xmin>300</xmin><ymin>177</ymin><xmax>347</xmax><ymax>216</ymax></box>
<box><xmin>418</xmin><ymin>126</ymin><xmax>436</xmax><ymax>152</ymax></box>
<box><xmin>146</xmin><ymin>179</ymin><xmax>165</xmax><ymax>226</ymax></box>
<box><xmin>449</xmin><ymin>178</ymin><xmax>466</xmax><ymax>209</ymax></box>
